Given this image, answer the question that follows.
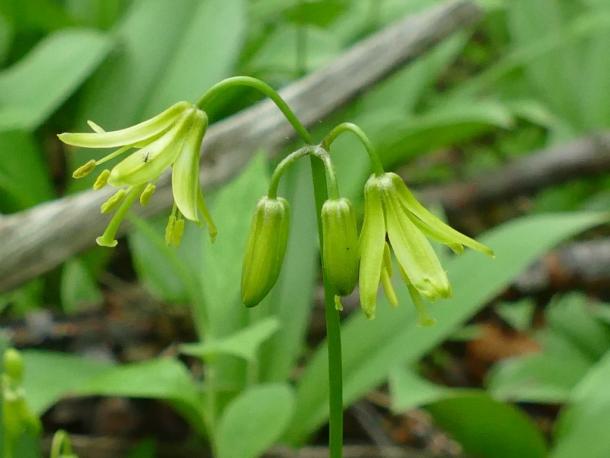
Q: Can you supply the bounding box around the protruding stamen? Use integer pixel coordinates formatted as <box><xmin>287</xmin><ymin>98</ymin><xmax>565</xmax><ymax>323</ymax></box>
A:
<box><xmin>165</xmin><ymin>213</ymin><xmax>176</xmax><ymax>245</ymax></box>
<box><xmin>407</xmin><ymin>284</ymin><xmax>436</xmax><ymax>327</ymax></box>
<box><xmin>96</xmin><ymin>145</ymin><xmax>131</xmax><ymax>165</ymax></box>
<box><xmin>165</xmin><ymin>211</ymin><xmax>185</xmax><ymax>247</ymax></box>
<box><xmin>100</xmin><ymin>189</ymin><xmax>127</xmax><ymax>214</ymax></box>
<box><xmin>197</xmin><ymin>190</ymin><xmax>217</xmax><ymax>241</ymax></box>
<box><xmin>381</xmin><ymin>268</ymin><xmax>398</xmax><ymax>307</ymax></box>
<box><xmin>96</xmin><ymin>184</ymin><xmax>144</xmax><ymax>248</ymax></box>
<box><xmin>73</xmin><ymin>160</ymin><xmax>96</xmax><ymax>178</ymax></box>
<box><xmin>334</xmin><ymin>295</ymin><xmax>344</xmax><ymax>311</ymax></box>
<box><xmin>139</xmin><ymin>183</ymin><xmax>156</xmax><ymax>206</ymax></box>
<box><xmin>93</xmin><ymin>169</ymin><xmax>111</xmax><ymax>190</ymax></box>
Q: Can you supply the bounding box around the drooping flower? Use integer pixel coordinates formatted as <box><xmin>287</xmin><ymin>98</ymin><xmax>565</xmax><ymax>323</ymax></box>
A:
<box><xmin>58</xmin><ymin>101</ymin><xmax>216</xmax><ymax>247</ymax></box>
<box><xmin>359</xmin><ymin>172</ymin><xmax>493</xmax><ymax>323</ymax></box>
<box><xmin>321</xmin><ymin>197</ymin><xmax>359</xmax><ymax>306</ymax></box>
<box><xmin>241</xmin><ymin>196</ymin><xmax>290</xmax><ymax>307</ymax></box>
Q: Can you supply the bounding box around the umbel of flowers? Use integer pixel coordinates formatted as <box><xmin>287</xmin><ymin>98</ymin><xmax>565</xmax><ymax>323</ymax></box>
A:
<box><xmin>59</xmin><ymin>76</ymin><xmax>493</xmax><ymax>458</ymax></box>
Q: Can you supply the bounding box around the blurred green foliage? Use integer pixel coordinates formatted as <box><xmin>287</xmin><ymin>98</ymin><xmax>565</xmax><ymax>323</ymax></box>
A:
<box><xmin>1</xmin><ymin>0</ymin><xmax>610</xmax><ymax>457</ymax></box>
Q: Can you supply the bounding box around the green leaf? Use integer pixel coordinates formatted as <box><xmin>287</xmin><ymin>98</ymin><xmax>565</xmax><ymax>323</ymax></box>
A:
<box><xmin>427</xmin><ymin>392</ymin><xmax>547</xmax><ymax>458</ymax></box>
<box><xmin>256</xmin><ymin>160</ymin><xmax>318</xmax><ymax>383</ymax></box>
<box><xmin>546</xmin><ymin>293</ymin><xmax>610</xmax><ymax>361</ymax></box>
<box><xmin>495</xmin><ymin>298</ymin><xmax>535</xmax><ymax>331</ymax></box>
<box><xmin>181</xmin><ymin>317</ymin><xmax>279</xmax><ymax>362</ymax></box>
<box><xmin>128</xmin><ymin>215</ymin><xmax>196</xmax><ymax>304</ymax></box>
<box><xmin>69</xmin><ymin>0</ymin><xmax>246</xmax><ymax>186</ymax></box>
<box><xmin>21</xmin><ymin>350</ymin><xmax>111</xmax><ymax>414</ymax></box>
<box><xmin>283</xmin><ymin>0</ymin><xmax>348</xmax><ymax>27</ymax></box>
<box><xmin>488</xmin><ymin>293</ymin><xmax>610</xmax><ymax>404</ymax></box>
<box><xmin>199</xmin><ymin>154</ymin><xmax>269</xmax><ymax>338</ymax></box>
<box><xmin>389</xmin><ymin>367</ymin><xmax>454</xmax><ymax>412</ymax></box>
<box><xmin>551</xmin><ymin>351</ymin><xmax>610</xmax><ymax>458</ymax></box>
<box><xmin>217</xmin><ymin>384</ymin><xmax>295</xmax><ymax>458</ymax></box>
<box><xmin>142</xmin><ymin>0</ymin><xmax>246</xmax><ymax>115</ymax></box>
<box><xmin>60</xmin><ymin>258</ymin><xmax>103</xmax><ymax>314</ymax></box>
<box><xmin>0</xmin><ymin>130</ymin><xmax>54</xmax><ymax>211</ymax></box>
<box><xmin>379</xmin><ymin>101</ymin><xmax>514</xmax><ymax>168</ymax></box>
<box><xmin>80</xmin><ymin>357</ymin><xmax>205</xmax><ymax>434</ymax></box>
<box><xmin>0</xmin><ymin>29</ymin><xmax>112</xmax><ymax>130</ymax></box>
<box><xmin>286</xmin><ymin>211</ymin><xmax>608</xmax><ymax>443</ymax></box>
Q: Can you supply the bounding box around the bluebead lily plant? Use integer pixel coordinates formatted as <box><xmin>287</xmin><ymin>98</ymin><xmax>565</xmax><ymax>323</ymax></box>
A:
<box><xmin>58</xmin><ymin>76</ymin><xmax>493</xmax><ymax>458</ymax></box>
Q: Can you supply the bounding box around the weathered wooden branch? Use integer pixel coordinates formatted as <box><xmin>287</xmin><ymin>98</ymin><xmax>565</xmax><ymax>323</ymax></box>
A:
<box><xmin>509</xmin><ymin>238</ymin><xmax>610</xmax><ymax>297</ymax></box>
<box><xmin>419</xmin><ymin>132</ymin><xmax>610</xmax><ymax>211</ymax></box>
<box><xmin>0</xmin><ymin>0</ymin><xmax>481</xmax><ymax>292</ymax></box>
<box><xmin>42</xmin><ymin>436</ymin><xmax>450</xmax><ymax>458</ymax></box>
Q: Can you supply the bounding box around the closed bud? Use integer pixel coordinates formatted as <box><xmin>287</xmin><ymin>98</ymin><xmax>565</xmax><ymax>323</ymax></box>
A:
<box><xmin>322</xmin><ymin>198</ymin><xmax>359</xmax><ymax>296</ymax></box>
<box><xmin>241</xmin><ymin>196</ymin><xmax>290</xmax><ymax>307</ymax></box>
<box><xmin>3</xmin><ymin>348</ymin><xmax>24</xmax><ymax>382</ymax></box>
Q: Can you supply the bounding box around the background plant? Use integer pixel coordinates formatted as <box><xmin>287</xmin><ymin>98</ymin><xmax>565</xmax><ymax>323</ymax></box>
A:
<box><xmin>1</xmin><ymin>0</ymin><xmax>610</xmax><ymax>457</ymax></box>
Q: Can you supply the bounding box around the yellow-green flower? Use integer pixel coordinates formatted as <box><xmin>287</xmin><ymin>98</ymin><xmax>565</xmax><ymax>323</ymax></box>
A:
<box><xmin>359</xmin><ymin>172</ymin><xmax>493</xmax><ymax>323</ymax></box>
<box><xmin>59</xmin><ymin>101</ymin><xmax>216</xmax><ymax>247</ymax></box>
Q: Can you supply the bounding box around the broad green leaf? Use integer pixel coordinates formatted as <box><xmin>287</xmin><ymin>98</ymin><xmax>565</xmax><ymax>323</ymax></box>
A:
<box><xmin>0</xmin><ymin>12</ymin><xmax>13</xmax><ymax>65</ymax></box>
<box><xmin>495</xmin><ymin>298</ymin><xmax>535</xmax><ymax>331</ymax></box>
<box><xmin>217</xmin><ymin>384</ymin><xmax>294</xmax><ymax>458</ymax></box>
<box><xmin>0</xmin><ymin>0</ymin><xmax>74</xmax><ymax>32</ymax></box>
<box><xmin>507</xmin><ymin>0</ymin><xmax>580</xmax><ymax>126</ymax></box>
<box><xmin>80</xmin><ymin>357</ymin><xmax>205</xmax><ymax>434</ymax></box>
<box><xmin>181</xmin><ymin>317</ymin><xmax>279</xmax><ymax>362</ymax></box>
<box><xmin>0</xmin><ymin>29</ymin><xmax>112</xmax><ymax>130</ymax></box>
<box><xmin>128</xmin><ymin>215</ymin><xmax>198</xmax><ymax>305</ymax></box>
<box><xmin>142</xmin><ymin>0</ymin><xmax>246</xmax><ymax>115</ymax></box>
<box><xmin>283</xmin><ymin>0</ymin><xmax>348</xmax><ymax>27</ymax></box>
<box><xmin>551</xmin><ymin>351</ymin><xmax>610</xmax><ymax>458</ymax></box>
<box><xmin>60</xmin><ymin>258</ymin><xmax>103</xmax><ymax>314</ymax></box>
<box><xmin>256</xmin><ymin>161</ymin><xmax>318</xmax><ymax>383</ymax></box>
<box><xmin>65</xmin><ymin>0</ymin><xmax>129</xmax><ymax>30</ymax></box>
<box><xmin>21</xmin><ymin>350</ymin><xmax>111</xmax><ymax>414</ymax></box>
<box><xmin>389</xmin><ymin>367</ymin><xmax>454</xmax><ymax>412</ymax></box>
<box><xmin>487</xmin><ymin>352</ymin><xmax>591</xmax><ymax>404</ymax></box>
<box><xmin>488</xmin><ymin>293</ymin><xmax>610</xmax><ymax>404</ymax></box>
<box><xmin>199</xmin><ymin>154</ymin><xmax>269</xmax><ymax>338</ymax></box>
<box><xmin>379</xmin><ymin>101</ymin><xmax>513</xmax><ymax>168</ymax></box>
<box><xmin>546</xmin><ymin>293</ymin><xmax>610</xmax><ymax>360</ymax></box>
<box><xmin>389</xmin><ymin>368</ymin><xmax>547</xmax><ymax>458</ymax></box>
<box><xmin>428</xmin><ymin>393</ymin><xmax>547</xmax><ymax>458</ymax></box>
<box><xmin>286</xmin><ymin>212</ymin><xmax>607</xmax><ymax>443</ymax></box>
<box><xmin>0</xmin><ymin>130</ymin><xmax>54</xmax><ymax>211</ymax></box>
<box><xmin>198</xmin><ymin>154</ymin><xmax>269</xmax><ymax>394</ymax></box>
<box><xmin>70</xmin><ymin>0</ymin><xmax>246</xmax><ymax>186</ymax></box>
<box><xmin>246</xmin><ymin>24</ymin><xmax>341</xmax><ymax>75</ymax></box>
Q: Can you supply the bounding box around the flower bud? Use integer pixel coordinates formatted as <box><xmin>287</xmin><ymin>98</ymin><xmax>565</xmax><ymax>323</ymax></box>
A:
<box><xmin>241</xmin><ymin>196</ymin><xmax>290</xmax><ymax>307</ymax></box>
<box><xmin>3</xmin><ymin>348</ymin><xmax>24</xmax><ymax>382</ymax></box>
<box><xmin>321</xmin><ymin>198</ymin><xmax>359</xmax><ymax>296</ymax></box>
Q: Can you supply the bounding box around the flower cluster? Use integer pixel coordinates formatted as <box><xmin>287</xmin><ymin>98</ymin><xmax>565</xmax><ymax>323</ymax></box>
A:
<box><xmin>60</xmin><ymin>79</ymin><xmax>492</xmax><ymax>325</ymax></box>
<box><xmin>241</xmin><ymin>156</ymin><xmax>493</xmax><ymax>324</ymax></box>
<box><xmin>59</xmin><ymin>101</ymin><xmax>216</xmax><ymax>247</ymax></box>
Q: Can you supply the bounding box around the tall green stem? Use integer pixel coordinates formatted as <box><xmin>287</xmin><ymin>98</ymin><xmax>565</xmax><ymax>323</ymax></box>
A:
<box><xmin>310</xmin><ymin>156</ymin><xmax>344</xmax><ymax>458</ymax></box>
<box><xmin>197</xmin><ymin>76</ymin><xmax>343</xmax><ymax>457</ymax></box>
